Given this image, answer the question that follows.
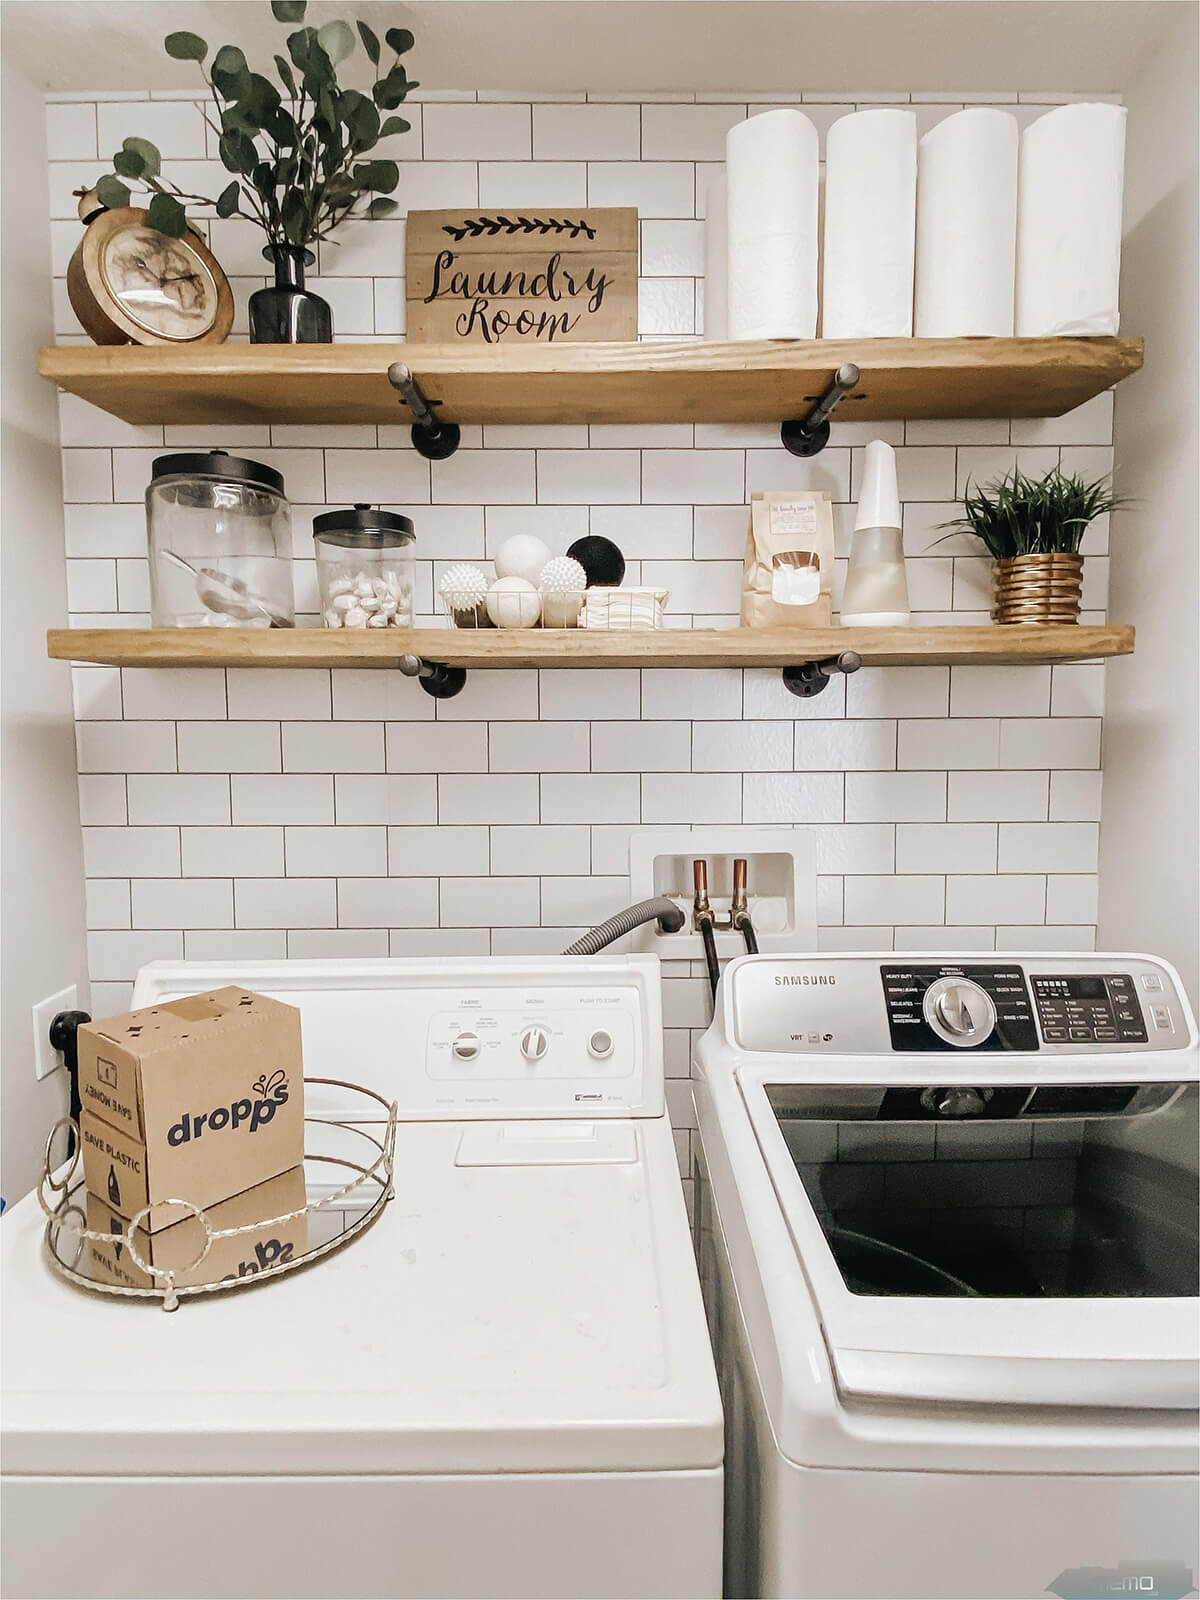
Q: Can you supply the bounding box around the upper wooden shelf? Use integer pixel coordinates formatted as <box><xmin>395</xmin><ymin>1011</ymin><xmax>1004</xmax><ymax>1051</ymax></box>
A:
<box><xmin>39</xmin><ymin>337</ymin><xmax>1143</xmax><ymax>428</ymax></box>
<box><xmin>48</xmin><ymin>624</ymin><xmax>1134</xmax><ymax>672</ymax></box>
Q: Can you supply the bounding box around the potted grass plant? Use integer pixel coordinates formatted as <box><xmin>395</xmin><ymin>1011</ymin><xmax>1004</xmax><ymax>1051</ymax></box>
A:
<box><xmin>92</xmin><ymin>0</ymin><xmax>416</xmax><ymax>342</ymax></box>
<box><xmin>941</xmin><ymin>466</ymin><xmax>1125</xmax><ymax>625</ymax></box>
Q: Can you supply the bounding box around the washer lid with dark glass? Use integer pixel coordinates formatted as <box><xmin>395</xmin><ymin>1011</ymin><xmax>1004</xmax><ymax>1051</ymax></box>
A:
<box><xmin>725</xmin><ymin>953</ymin><xmax>1199</xmax><ymax>1412</ymax></box>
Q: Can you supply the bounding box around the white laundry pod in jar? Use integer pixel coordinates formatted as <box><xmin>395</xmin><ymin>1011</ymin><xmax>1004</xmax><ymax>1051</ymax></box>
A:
<box><xmin>486</xmin><ymin>576</ymin><xmax>542</xmax><ymax>628</ymax></box>
<box><xmin>494</xmin><ymin>534</ymin><xmax>554</xmax><ymax>586</ymax></box>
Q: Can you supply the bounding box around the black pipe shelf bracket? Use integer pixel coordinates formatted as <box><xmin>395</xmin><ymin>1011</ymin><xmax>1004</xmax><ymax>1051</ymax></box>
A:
<box><xmin>397</xmin><ymin>652</ymin><xmax>468</xmax><ymax>700</ymax></box>
<box><xmin>782</xmin><ymin>650</ymin><xmax>862</xmax><ymax>699</ymax></box>
<box><xmin>388</xmin><ymin>362</ymin><xmax>462</xmax><ymax>461</ymax></box>
<box><xmin>780</xmin><ymin>362</ymin><xmax>861</xmax><ymax>457</ymax></box>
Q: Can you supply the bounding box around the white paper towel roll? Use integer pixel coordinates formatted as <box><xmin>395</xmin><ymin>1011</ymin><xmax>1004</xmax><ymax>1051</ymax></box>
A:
<box><xmin>1016</xmin><ymin>103</ymin><xmax>1127</xmax><ymax>336</ymax></box>
<box><xmin>915</xmin><ymin>109</ymin><xmax>1018</xmax><ymax>336</ymax></box>
<box><xmin>726</xmin><ymin>109</ymin><xmax>819</xmax><ymax>340</ymax></box>
<box><xmin>822</xmin><ymin>109</ymin><xmax>917</xmax><ymax>338</ymax></box>
<box><xmin>703</xmin><ymin>172</ymin><xmax>728</xmax><ymax>340</ymax></box>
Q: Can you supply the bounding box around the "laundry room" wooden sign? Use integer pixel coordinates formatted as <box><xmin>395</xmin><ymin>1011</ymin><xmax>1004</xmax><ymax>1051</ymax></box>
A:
<box><xmin>404</xmin><ymin>207</ymin><xmax>637</xmax><ymax>344</ymax></box>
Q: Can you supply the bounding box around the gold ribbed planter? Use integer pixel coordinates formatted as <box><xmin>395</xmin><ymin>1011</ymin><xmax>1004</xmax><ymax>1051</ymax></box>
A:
<box><xmin>992</xmin><ymin>553</ymin><xmax>1083</xmax><ymax>625</ymax></box>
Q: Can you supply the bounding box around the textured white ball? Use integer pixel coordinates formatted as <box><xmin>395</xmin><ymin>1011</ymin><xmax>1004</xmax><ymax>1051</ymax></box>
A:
<box><xmin>438</xmin><ymin>562</ymin><xmax>489</xmax><ymax>609</ymax></box>
<box><xmin>495</xmin><ymin>534</ymin><xmax>553</xmax><ymax>586</ymax></box>
<box><xmin>538</xmin><ymin>554</ymin><xmax>587</xmax><ymax>627</ymax></box>
<box><xmin>486</xmin><ymin>576</ymin><xmax>542</xmax><ymax>628</ymax></box>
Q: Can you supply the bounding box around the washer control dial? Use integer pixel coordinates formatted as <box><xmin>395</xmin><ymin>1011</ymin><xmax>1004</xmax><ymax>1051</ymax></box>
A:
<box><xmin>588</xmin><ymin>1028</ymin><xmax>614</xmax><ymax>1060</ymax></box>
<box><xmin>452</xmin><ymin>1031</ymin><xmax>481</xmax><ymax>1061</ymax></box>
<box><xmin>923</xmin><ymin>978</ymin><xmax>996</xmax><ymax>1047</ymax></box>
<box><xmin>520</xmin><ymin>1025</ymin><xmax>549</xmax><ymax>1062</ymax></box>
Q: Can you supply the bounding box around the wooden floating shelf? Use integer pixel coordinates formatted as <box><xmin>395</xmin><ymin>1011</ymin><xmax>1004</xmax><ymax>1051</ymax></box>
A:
<box><xmin>48</xmin><ymin>624</ymin><xmax>1134</xmax><ymax>673</ymax></box>
<box><xmin>39</xmin><ymin>337</ymin><xmax>1143</xmax><ymax>428</ymax></box>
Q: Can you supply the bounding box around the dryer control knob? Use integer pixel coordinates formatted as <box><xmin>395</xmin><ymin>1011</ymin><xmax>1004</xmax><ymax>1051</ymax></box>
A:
<box><xmin>520</xmin><ymin>1026</ymin><xmax>549</xmax><ymax>1062</ymax></box>
<box><xmin>452</xmin><ymin>1032</ymin><xmax>481</xmax><ymax>1061</ymax></box>
<box><xmin>923</xmin><ymin>978</ymin><xmax>996</xmax><ymax>1048</ymax></box>
<box><xmin>588</xmin><ymin>1029</ymin><xmax>614</xmax><ymax>1060</ymax></box>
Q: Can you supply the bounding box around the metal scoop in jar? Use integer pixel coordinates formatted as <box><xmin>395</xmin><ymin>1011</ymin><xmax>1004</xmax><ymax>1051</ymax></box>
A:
<box><xmin>161</xmin><ymin>550</ymin><xmax>293</xmax><ymax>627</ymax></box>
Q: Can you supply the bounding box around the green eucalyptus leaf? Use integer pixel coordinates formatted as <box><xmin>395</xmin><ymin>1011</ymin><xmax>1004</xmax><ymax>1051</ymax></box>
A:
<box><xmin>222</xmin><ymin>100</ymin><xmax>260</xmax><ymax>134</ymax></box>
<box><xmin>384</xmin><ymin>27</ymin><xmax>414</xmax><ymax>54</ymax></box>
<box><xmin>113</xmin><ymin>147</ymin><xmax>146</xmax><ymax>178</ymax></box>
<box><xmin>121</xmin><ymin>136</ymin><xmax>161</xmax><ymax>176</ymax></box>
<box><xmin>218</xmin><ymin>130</ymin><xmax>259</xmax><ymax>176</ymax></box>
<box><xmin>215</xmin><ymin>180</ymin><xmax>241</xmax><ymax>217</ymax></box>
<box><xmin>356</xmin><ymin>21</ymin><xmax>381</xmax><ymax>64</ymax></box>
<box><xmin>378</xmin><ymin>115</ymin><xmax>410</xmax><ymax>138</ymax></box>
<box><xmin>268</xmin><ymin>105</ymin><xmax>298</xmax><ymax>145</ymax></box>
<box><xmin>286</xmin><ymin>25</ymin><xmax>315</xmax><ymax>71</ymax></box>
<box><xmin>211</xmin><ymin>43</ymin><xmax>251</xmax><ymax>99</ymax></box>
<box><xmin>164</xmin><ymin>30</ymin><xmax>207</xmax><ymax>61</ymax></box>
<box><xmin>147</xmin><ymin>191</ymin><xmax>187</xmax><ymax>237</ymax></box>
<box><xmin>317</xmin><ymin>20</ymin><xmax>354</xmax><ymax>64</ymax></box>
<box><xmin>353</xmin><ymin>158</ymin><xmax>399</xmax><ymax>193</ymax></box>
<box><xmin>339</xmin><ymin>89</ymin><xmax>379</xmax><ymax>147</ymax></box>
<box><xmin>281</xmin><ymin>189</ymin><xmax>309</xmax><ymax>245</ymax></box>
<box><xmin>249</xmin><ymin>73</ymin><xmax>282</xmax><ymax>113</ymax></box>
<box><xmin>373</xmin><ymin>66</ymin><xmax>412</xmax><ymax>110</ymax></box>
<box><xmin>95</xmin><ymin>174</ymin><xmax>131</xmax><ymax>210</ymax></box>
<box><xmin>270</xmin><ymin>0</ymin><xmax>306</xmax><ymax>20</ymax></box>
<box><xmin>365</xmin><ymin>195</ymin><xmax>398</xmax><ymax>219</ymax></box>
<box><xmin>273</xmin><ymin>53</ymin><xmax>297</xmax><ymax>95</ymax></box>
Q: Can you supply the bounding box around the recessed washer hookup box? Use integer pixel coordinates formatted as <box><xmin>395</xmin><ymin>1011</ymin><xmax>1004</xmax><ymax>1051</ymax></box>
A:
<box><xmin>77</xmin><ymin>987</ymin><xmax>304</xmax><ymax>1232</ymax></box>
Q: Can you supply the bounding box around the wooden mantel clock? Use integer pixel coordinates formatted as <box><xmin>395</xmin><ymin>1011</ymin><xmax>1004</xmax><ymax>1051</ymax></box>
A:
<box><xmin>66</xmin><ymin>193</ymin><xmax>234</xmax><ymax>347</ymax></box>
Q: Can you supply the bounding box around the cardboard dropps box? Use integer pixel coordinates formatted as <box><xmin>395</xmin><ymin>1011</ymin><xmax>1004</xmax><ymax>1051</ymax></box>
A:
<box><xmin>78</xmin><ymin>987</ymin><xmax>304</xmax><ymax>1232</ymax></box>
<box><xmin>86</xmin><ymin>1166</ymin><xmax>309</xmax><ymax>1292</ymax></box>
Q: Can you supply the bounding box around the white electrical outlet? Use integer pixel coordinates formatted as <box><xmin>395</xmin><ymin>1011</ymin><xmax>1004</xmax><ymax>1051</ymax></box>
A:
<box><xmin>628</xmin><ymin>828</ymin><xmax>817</xmax><ymax>958</ymax></box>
<box><xmin>32</xmin><ymin>987</ymin><xmax>79</xmax><ymax>1081</ymax></box>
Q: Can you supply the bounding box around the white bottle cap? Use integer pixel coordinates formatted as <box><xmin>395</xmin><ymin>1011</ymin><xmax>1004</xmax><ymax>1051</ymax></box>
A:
<box><xmin>855</xmin><ymin>439</ymin><xmax>902</xmax><ymax>531</ymax></box>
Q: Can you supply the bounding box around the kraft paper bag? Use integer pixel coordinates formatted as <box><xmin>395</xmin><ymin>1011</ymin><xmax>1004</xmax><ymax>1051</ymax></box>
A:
<box><xmin>741</xmin><ymin>491</ymin><xmax>835</xmax><ymax>627</ymax></box>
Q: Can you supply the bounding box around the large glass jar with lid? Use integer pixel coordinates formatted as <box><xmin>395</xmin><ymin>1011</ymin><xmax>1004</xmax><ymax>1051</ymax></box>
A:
<box><xmin>313</xmin><ymin>505</ymin><xmax>416</xmax><ymax>629</ymax></box>
<box><xmin>145</xmin><ymin>450</ymin><xmax>295</xmax><ymax>627</ymax></box>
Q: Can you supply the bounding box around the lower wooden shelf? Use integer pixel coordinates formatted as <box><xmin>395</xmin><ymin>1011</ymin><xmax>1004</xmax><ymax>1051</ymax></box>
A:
<box><xmin>48</xmin><ymin>624</ymin><xmax>1134</xmax><ymax>671</ymax></box>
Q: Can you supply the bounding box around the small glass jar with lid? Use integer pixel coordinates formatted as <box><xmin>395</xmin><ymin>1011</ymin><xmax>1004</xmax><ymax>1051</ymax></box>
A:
<box><xmin>313</xmin><ymin>505</ymin><xmax>416</xmax><ymax>629</ymax></box>
<box><xmin>146</xmin><ymin>450</ymin><xmax>295</xmax><ymax>628</ymax></box>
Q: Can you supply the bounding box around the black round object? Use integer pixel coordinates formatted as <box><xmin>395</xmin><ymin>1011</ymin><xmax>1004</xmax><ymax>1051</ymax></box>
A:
<box><xmin>313</xmin><ymin>504</ymin><xmax>415</xmax><ymax>550</ymax></box>
<box><xmin>567</xmin><ymin>535</ymin><xmax>626</xmax><ymax>587</ymax></box>
<box><xmin>150</xmin><ymin>450</ymin><xmax>285</xmax><ymax>497</ymax></box>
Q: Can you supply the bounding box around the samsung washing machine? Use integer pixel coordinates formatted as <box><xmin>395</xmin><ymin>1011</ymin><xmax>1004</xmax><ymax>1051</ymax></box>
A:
<box><xmin>692</xmin><ymin>952</ymin><xmax>1199</xmax><ymax>1600</ymax></box>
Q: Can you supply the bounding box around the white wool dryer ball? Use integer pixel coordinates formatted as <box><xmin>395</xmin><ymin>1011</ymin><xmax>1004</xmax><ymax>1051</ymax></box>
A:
<box><xmin>486</xmin><ymin>576</ymin><xmax>542</xmax><ymax>628</ymax></box>
<box><xmin>494</xmin><ymin>534</ymin><xmax>554</xmax><ymax>586</ymax></box>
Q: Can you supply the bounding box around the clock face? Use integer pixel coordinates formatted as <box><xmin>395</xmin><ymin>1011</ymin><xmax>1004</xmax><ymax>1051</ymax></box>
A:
<box><xmin>98</xmin><ymin>225</ymin><xmax>219</xmax><ymax>341</ymax></box>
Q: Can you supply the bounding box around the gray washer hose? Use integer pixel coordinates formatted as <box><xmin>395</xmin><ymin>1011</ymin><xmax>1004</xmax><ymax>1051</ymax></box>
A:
<box><xmin>562</xmin><ymin>897</ymin><xmax>686</xmax><ymax>956</ymax></box>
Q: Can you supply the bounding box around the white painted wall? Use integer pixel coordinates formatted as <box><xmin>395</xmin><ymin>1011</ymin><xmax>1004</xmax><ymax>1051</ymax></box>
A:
<box><xmin>1101</xmin><ymin>10</ymin><xmax>1199</xmax><ymax>1002</ymax></box>
<box><xmin>1</xmin><ymin>58</ymin><xmax>91</xmax><ymax>1205</ymax></box>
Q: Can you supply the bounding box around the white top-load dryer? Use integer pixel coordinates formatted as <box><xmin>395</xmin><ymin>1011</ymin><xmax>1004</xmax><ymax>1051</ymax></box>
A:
<box><xmin>693</xmin><ymin>951</ymin><xmax>1199</xmax><ymax>1600</ymax></box>
<box><xmin>3</xmin><ymin>956</ymin><xmax>723</xmax><ymax>1600</ymax></box>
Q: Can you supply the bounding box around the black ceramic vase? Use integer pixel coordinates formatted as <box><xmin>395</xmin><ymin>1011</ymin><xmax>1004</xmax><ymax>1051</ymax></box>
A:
<box><xmin>249</xmin><ymin>244</ymin><xmax>333</xmax><ymax>343</ymax></box>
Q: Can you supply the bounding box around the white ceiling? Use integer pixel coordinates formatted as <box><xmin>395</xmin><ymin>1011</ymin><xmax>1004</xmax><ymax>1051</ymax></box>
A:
<box><xmin>1</xmin><ymin>0</ymin><xmax>1192</xmax><ymax>96</ymax></box>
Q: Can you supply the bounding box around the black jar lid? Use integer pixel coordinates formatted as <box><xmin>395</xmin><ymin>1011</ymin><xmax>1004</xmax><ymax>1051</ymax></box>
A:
<box><xmin>151</xmin><ymin>449</ymin><xmax>285</xmax><ymax>497</ymax></box>
<box><xmin>313</xmin><ymin>503</ymin><xmax>416</xmax><ymax>549</ymax></box>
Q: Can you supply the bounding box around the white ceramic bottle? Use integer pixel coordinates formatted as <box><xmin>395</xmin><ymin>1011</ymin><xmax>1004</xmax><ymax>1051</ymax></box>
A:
<box><xmin>842</xmin><ymin>439</ymin><xmax>911</xmax><ymax>626</ymax></box>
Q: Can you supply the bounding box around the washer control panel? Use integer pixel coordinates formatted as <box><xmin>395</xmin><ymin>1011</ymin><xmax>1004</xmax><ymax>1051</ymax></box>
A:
<box><xmin>1030</xmin><ymin>973</ymin><xmax>1148</xmax><ymax>1045</ymax></box>
<box><xmin>883</xmin><ymin>966</ymin><xmax>1038</xmax><ymax>1052</ymax></box>
<box><xmin>729</xmin><ymin>954</ymin><xmax>1193</xmax><ymax>1057</ymax></box>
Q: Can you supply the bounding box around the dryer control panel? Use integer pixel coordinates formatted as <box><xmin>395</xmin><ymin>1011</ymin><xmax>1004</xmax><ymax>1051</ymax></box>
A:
<box><xmin>729</xmin><ymin>954</ymin><xmax>1193</xmax><ymax>1058</ymax></box>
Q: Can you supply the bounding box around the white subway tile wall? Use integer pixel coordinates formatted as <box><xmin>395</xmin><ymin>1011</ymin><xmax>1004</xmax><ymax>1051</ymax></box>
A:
<box><xmin>49</xmin><ymin>89</ymin><xmax>1114</xmax><ymax>1194</ymax></box>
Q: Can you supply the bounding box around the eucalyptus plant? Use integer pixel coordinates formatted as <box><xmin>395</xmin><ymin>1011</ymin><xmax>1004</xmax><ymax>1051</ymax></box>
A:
<box><xmin>92</xmin><ymin>0</ymin><xmax>415</xmax><ymax>247</ymax></box>
<box><xmin>940</xmin><ymin>466</ymin><xmax>1126</xmax><ymax>559</ymax></box>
